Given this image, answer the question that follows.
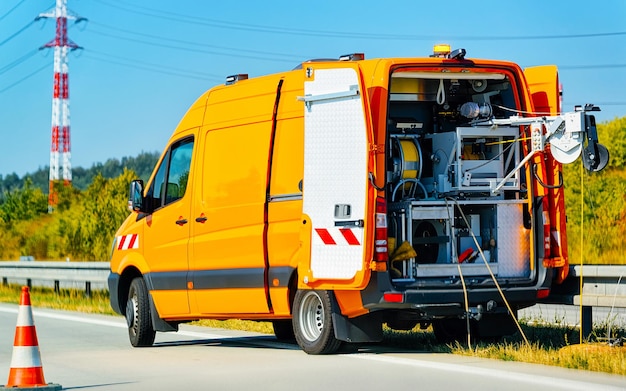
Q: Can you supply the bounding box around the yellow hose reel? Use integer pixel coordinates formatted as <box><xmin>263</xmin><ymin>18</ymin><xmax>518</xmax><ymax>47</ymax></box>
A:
<box><xmin>391</xmin><ymin>137</ymin><xmax>422</xmax><ymax>182</ymax></box>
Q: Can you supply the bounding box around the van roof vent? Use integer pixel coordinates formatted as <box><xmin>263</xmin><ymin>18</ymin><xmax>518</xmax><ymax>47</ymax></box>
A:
<box><xmin>225</xmin><ymin>74</ymin><xmax>248</xmax><ymax>85</ymax></box>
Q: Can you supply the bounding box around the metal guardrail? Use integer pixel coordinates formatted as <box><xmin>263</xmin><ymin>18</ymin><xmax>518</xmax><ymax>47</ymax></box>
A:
<box><xmin>0</xmin><ymin>262</ymin><xmax>623</xmax><ymax>314</ymax></box>
<box><xmin>0</xmin><ymin>261</ymin><xmax>109</xmax><ymax>296</ymax></box>
<box><xmin>549</xmin><ymin>265</ymin><xmax>626</xmax><ymax>307</ymax></box>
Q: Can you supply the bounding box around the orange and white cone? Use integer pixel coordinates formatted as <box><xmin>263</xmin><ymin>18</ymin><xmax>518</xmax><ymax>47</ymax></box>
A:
<box><xmin>1</xmin><ymin>287</ymin><xmax>61</xmax><ymax>391</ymax></box>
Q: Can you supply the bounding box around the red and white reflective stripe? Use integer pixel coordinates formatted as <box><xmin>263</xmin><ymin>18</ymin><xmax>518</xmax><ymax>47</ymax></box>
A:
<box><xmin>314</xmin><ymin>228</ymin><xmax>361</xmax><ymax>246</ymax></box>
<box><xmin>17</xmin><ymin>306</ymin><xmax>34</xmax><ymax>327</ymax></box>
<box><xmin>117</xmin><ymin>234</ymin><xmax>139</xmax><ymax>250</ymax></box>
<box><xmin>10</xmin><ymin>292</ymin><xmax>43</xmax><ymax>369</ymax></box>
<box><xmin>10</xmin><ymin>346</ymin><xmax>43</xmax><ymax>368</ymax></box>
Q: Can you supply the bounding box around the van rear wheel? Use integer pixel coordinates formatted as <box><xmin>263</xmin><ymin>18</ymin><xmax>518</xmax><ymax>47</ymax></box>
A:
<box><xmin>293</xmin><ymin>290</ymin><xmax>341</xmax><ymax>355</ymax></box>
<box><xmin>126</xmin><ymin>277</ymin><xmax>156</xmax><ymax>347</ymax></box>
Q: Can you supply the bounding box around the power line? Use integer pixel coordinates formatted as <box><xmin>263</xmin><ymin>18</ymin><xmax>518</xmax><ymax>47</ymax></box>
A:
<box><xmin>87</xmin><ymin>28</ymin><xmax>297</xmax><ymax>63</ymax></box>
<box><xmin>0</xmin><ymin>62</ymin><xmax>51</xmax><ymax>93</ymax></box>
<box><xmin>0</xmin><ymin>49</ymin><xmax>38</xmax><ymax>75</ymax></box>
<box><xmin>0</xmin><ymin>0</ymin><xmax>27</xmax><ymax>23</ymax></box>
<box><xmin>89</xmin><ymin>21</ymin><xmax>306</xmax><ymax>61</ymax></box>
<box><xmin>0</xmin><ymin>20</ymin><xmax>35</xmax><ymax>47</ymax></box>
<box><xmin>83</xmin><ymin>24</ymin><xmax>626</xmax><ymax>72</ymax></box>
<box><xmin>93</xmin><ymin>0</ymin><xmax>626</xmax><ymax>42</ymax></box>
<box><xmin>83</xmin><ymin>51</ymin><xmax>223</xmax><ymax>82</ymax></box>
<box><xmin>560</xmin><ymin>64</ymin><xmax>626</xmax><ymax>70</ymax></box>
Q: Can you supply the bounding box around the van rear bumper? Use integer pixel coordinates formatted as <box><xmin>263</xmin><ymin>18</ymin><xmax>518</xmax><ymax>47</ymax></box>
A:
<box><xmin>366</xmin><ymin>286</ymin><xmax>545</xmax><ymax>316</ymax></box>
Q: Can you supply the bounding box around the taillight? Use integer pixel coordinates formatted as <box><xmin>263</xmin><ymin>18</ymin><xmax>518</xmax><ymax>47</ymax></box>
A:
<box><xmin>374</xmin><ymin>196</ymin><xmax>388</xmax><ymax>262</ymax></box>
<box><xmin>536</xmin><ymin>288</ymin><xmax>550</xmax><ymax>299</ymax></box>
<box><xmin>383</xmin><ymin>292</ymin><xmax>403</xmax><ymax>303</ymax></box>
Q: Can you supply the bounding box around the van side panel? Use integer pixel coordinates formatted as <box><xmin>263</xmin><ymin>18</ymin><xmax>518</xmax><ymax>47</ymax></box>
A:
<box><xmin>190</xmin><ymin>122</ymin><xmax>270</xmax><ymax>315</ymax></box>
<box><xmin>190</xmin><ymin>76</ymin><xmax>284</xmax><ymax>316</ymax></box>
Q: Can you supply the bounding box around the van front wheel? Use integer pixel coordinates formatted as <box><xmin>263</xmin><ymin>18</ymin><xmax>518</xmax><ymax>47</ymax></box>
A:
<box><xmin>293</xmin><ymin>290</ymin><xmax>341</xmax><ymax>355</ymax></box>
<box><xmin>126</xmin><ymin>277</ymin><xmax>156</xmax><ymax>347</ymax></box>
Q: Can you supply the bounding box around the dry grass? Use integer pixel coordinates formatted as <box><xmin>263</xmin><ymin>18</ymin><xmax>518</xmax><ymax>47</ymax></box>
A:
<box><xmin>448</xmin><ymin>320</ymin><xmax>626</xmax><ymax>376</ymax></box>
<box><xmin>0</xmin><ymin>283</ymin><xmax>116</xmax><ymax>315</ymax></box>
<box><xmin>191</xmin><ymin>319</ymin><xmax>274</xmax><ymax>334</ymax></box>
<box><xmin>453</xmin><ymin>341</ymin><xmax>625</xmax><ymax>375</ymax></box>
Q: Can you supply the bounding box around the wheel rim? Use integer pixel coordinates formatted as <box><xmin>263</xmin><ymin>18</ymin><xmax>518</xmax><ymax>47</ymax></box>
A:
<box><xmin>299</xmin><ymin>291</ymin><xmax>324</xmax><ymax>342</ymax></box>
<box><xmin>126</xmin><ymin>290</ymin><xmax>138</xmax><ymax>333</ymax></box>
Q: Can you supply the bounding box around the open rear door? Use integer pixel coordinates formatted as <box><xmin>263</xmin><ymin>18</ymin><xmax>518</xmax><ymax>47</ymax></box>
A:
<box><xmin>299</xmin><ymin>64</ymin><xmax>373</xmax><ymax>289</ymax></box>
<box><xmin>524</xmin><ymin>65</ymin><xmax>569</xmax><ymax>282</ymax></box>
<box><xmin>524</xmin><ymin>65</ymin><xmax>561</xmax><ymax>115</ymax></box>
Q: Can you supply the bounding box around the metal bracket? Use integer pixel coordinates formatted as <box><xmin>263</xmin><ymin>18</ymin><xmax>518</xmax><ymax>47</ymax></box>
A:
<box><xmin>297</xmin><ymin>85</ymin><xmax>359</xmax><ymax>110</ymax></box>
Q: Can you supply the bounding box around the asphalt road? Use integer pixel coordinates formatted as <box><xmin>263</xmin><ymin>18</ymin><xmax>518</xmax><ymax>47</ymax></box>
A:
<box><xmin>0</xmin><ymin>303</ymin><xmax>624</xmax><ymax>391</ymax></box>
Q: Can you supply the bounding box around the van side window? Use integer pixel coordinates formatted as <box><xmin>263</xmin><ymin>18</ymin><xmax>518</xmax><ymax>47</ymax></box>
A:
<box><xmin>166</xmin><ymin>139</ymin><xmax>193</xmax><ymax>204</ymax></box>
<box><xmin>145</xmin><ymin>137</ymin><xmax>194</xmax><ymax>211</ymax></box>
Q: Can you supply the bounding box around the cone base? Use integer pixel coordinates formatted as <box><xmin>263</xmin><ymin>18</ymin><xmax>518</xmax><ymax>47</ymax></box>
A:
<box><xmin>0</xmin><ymin>383</ymin><xmax>61</xmax><ymax>391</ymax></box>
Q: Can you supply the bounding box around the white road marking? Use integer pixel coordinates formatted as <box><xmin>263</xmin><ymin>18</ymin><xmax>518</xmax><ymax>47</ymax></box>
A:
<box><xmin>0</xmin><ymin>305</ymin><xmax>623</xmax><ymax>390</ymax></box>
<box><xmin>0</xmin><ymin>306</ymin><xmax>251</xmax><ymax>340</ymax></box>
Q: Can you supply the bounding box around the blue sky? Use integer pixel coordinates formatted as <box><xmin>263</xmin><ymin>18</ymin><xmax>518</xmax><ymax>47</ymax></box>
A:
<box><xmin>1</xmin><ymin>0</ymin><xmax>625</xmax><ymax>177</ymax></box>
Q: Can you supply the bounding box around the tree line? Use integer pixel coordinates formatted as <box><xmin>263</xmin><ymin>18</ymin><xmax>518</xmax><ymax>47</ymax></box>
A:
<box><xmin>0</xmin><ymin>152</ymin><xmax>159</xmax><ymax>261</ymax></box>
<box><xmin>0</xmin><ymin>117</ymin><xmax>624</xmax><ymax>264</ymax></box>
<box><xmin>0</xmin><ymin>151</ymin><xmax>159</xmax><ymax>198</ymax></box>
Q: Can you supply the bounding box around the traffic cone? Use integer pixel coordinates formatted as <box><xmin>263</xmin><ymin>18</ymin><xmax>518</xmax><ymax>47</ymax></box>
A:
<box><xmin>1</xmin><ymin>287</ymin><xmax>61</xmax><ymax>391</ymax></box>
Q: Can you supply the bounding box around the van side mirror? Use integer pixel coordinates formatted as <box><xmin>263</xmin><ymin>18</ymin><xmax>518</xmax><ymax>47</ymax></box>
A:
<box><xmin>128</xmin><ymin>180</ymin><xmax>145</xmax><ymax>212</ymax></box>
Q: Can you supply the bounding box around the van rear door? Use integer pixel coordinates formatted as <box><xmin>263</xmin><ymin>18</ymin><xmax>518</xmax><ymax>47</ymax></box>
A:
<box><xmin>299</xmin><ymin>64</ymin><xmax>375</xmax><ymax>290</ymax></box>
<box><xmin>524</xmin><ymin>65</ymin><xmax>560</xmax><ymax>115</ymax></box>
<box><xmin>524</xmin><ymin>65</ymin><xmax>569</xmax><ymax>282</ymax></box>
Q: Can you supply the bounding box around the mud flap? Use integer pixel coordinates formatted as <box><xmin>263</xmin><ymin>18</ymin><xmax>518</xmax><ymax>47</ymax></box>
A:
<box><xmin>148</xmin><ymin>292</ymin><xmax>179</xmax><ymax>332</ymax></box>
<box><xmin>331</xmin><ymin>294</ymin><xmax>383</xmax><ymax>343</ymax></box>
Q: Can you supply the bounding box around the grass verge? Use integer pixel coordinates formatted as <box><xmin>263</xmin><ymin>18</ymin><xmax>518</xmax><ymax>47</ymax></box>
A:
<box><xmin>0</xmin><ymin>284</ymin><xmax>624</xmax><ymax>375</ymax></box>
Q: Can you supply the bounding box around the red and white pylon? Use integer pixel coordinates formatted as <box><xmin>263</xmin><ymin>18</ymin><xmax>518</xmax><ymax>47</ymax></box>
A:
<box><xmin>37</xmin><ymin>0</ymin><xmax>85</xmax><ymax>211</ymax></box>
<box><xmin>1</xmin><ymin>287</ymin><xmax>61</xmax><ymax>390</ymax></box>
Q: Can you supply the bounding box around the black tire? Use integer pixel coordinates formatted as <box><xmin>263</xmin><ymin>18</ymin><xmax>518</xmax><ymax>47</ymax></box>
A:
<box><xmin>292</xmin><ymin>290</ymin><xmax>341</xmax><ymax>355</ymax></box>
<box><xmin>126</xmin><ymin>277</ymin><xmax>156</xmax><ymax>347</ymax></box>
<box><xmin>272</xmin><ymin>320</ymin><xmax>295</xmax><ymax>341</ymax></box>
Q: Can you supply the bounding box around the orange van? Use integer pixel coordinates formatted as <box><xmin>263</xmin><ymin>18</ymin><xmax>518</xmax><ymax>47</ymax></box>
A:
<box><xmin>109</xmin><ymin>46</ymin><xmax>607</xmax><ymax>354</ymax></box>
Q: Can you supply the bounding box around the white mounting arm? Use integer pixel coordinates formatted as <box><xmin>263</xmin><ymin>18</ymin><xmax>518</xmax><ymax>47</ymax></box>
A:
<box><xmin>481</xmin><ymin>107</ymin><xmax>607</xmax><ymax>193</ymax></box>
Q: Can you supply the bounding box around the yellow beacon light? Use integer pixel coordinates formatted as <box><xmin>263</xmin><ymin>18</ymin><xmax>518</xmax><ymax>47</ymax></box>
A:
<box><xmin>432</xmin><ymin>44</ymin><xmax>451</xmax><ymax>57</ymax></box>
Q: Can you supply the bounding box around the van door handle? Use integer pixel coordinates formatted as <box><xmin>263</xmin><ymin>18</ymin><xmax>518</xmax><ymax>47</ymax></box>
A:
<box><xmin>175</xmin><ymin>218</ymin><xmax>188</xmax><ymax>226</ymax></box>
<box><xmin>195</xmin><ymin>216</ymin><xmax>207</xmax><ymax>223</ymax></box>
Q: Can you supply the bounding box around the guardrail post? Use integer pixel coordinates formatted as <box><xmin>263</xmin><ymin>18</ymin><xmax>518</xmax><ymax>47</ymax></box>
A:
<box><xmin>54</xmin><ymin>280</ymin><xmax>60</xmax><ymax>294</ymax></box>
<box><xmin>26</xmin><ymin>279</ymin><xmax>32</xmax><ymax>289</ymax></box>
<box><xmin>2</xmin><ymin>277</ymin><xmax>7</xmax><ymax>286</ymax></box>
<box><xmin>85</xmin><ymin>281</ymin><xmax>91</xmax><ymax>298</ymax></box>
<box><xmin>581</xmin><ymin>306</ymin><xmax>593</xmax><ymax>340</ymax></box>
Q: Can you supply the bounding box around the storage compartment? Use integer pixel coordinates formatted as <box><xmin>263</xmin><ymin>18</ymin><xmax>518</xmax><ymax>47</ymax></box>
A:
<box><xmin>388</xmin><ymin>200</ymin><xmax>530</xmax><ymax>283</ymax></box>
<box><xmin>385</xmin><ymin>69</ymin><xmax>533</xmax><ymax>287</ymax></box>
